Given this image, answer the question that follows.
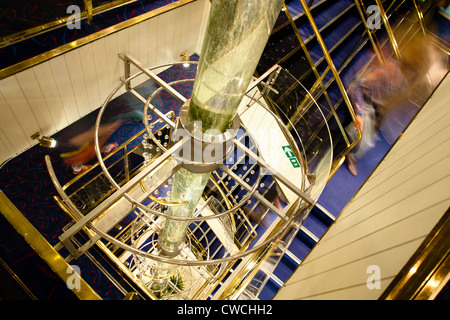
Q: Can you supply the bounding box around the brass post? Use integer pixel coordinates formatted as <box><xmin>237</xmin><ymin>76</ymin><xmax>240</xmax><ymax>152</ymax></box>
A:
<box><xmin>374</xmin><ymin>0</ymin><xmax>401</xmax><ymax>61</ymax></box>
<box><xmin>83</xmin><ymin>0</ymin><xmax>94</xmax><ymax>25</ymax></box>
<box><xmin>0</xmin><ymin>191</ymin><xmax>102</xmax><ymax>300</ymax></box>
<box><xmin>412</xmin><ymin>0</ymin><xmax>426</xmax><ymax>35</ymax></box>
<box><xmin>298</xmin><ymin>0</ymin><xmax>357</xmax><ymax>123</ymax></box>
<box><xmin>298</xmin><ymin>0</ymin><xmax>362</xmax><ymax>176</ymax></box>
<box><xmin>354</xmin><ymin>0</ymin><xmax>385</xmax><ymax>63</ymax></box>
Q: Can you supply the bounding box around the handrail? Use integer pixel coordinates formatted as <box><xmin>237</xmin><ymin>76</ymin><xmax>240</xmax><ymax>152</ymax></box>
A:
<box><xmin>0</xmin><ymin>191</ymin><xmax>102</xmax><ymax>300</ymax></box>
<box><xmin>0</xmin><ymin>0</ymin><xmax>135</xmax><ymax>49</ymax></box>
<box><xmin>296</xmin><ymin>0</ymin><xmax>362</xmax><ymax>177</ymax></box>
<box><xmin>282</xmin><ymin>2</ymin><xmax>339</xmax><ymax>135</ymax></box>
<box><xmin>45</xmin><ymin>155</ymin><xmax>160</xmax><ymax>299</ymax></box>
<box><xmin>0</xmin><ymin>0</ymin><xmax>196</xmax><ymax>80</ymax></box>
<box><xmin>298</xmin><ymin>0</ymin><xmax>357</xmax><ymax>126</ymax></box>
<box><xmin>375</xmin><ymin>0</ymin><xmax>401</xmax><ymax>60</ymax></box>
<box><xmin>380</xmin><ymin>208</ymin><xmax>450</xmax><ymax>300</ymax></box>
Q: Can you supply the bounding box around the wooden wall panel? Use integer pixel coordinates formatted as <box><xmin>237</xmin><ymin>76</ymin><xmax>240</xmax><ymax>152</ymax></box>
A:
<box><xmin>64</xmin><ymin>49</ymin><xmax>92</xmax><ymax>118</ymax></box>
<box><xmin>78</xmin><ymin>43</ymin><xmax>102</xmax><ymax>112</ymax></box>
<box><xmin>0</xmin><ymin>76</ymin><xmax>39</xmax><ymax>146</ymax></box>
<box><xmin>15</xmin><ymin>68</ymin><xmax>57</xmax><ymax>135</ymax></box>
<box><xmin>0</xmin><ymin>86</ymin><xmax>27</xmax><ymax>155</ymax></box>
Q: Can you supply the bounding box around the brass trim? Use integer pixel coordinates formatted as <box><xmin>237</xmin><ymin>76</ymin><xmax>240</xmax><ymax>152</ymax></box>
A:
<box><xmin>208</xmin><ymin>173</ymin><xmax>237</xmax><ymax>233</ymax></box>
<box><xmin>412</xmin><ymin>0</ymin><xmax>426</xmax><ymax>35</ymax></box>
<box><xmin>140</xmin><ymin>180</ymin><xmax>188</xmax><ymax>207</ymax></box>
<box><xmin>0</xmin><ymin>191</ymin><xmax>102</xmax><ymax>300</ymax></box>
<box><xmin>354</xmin><ymin>0</ymin><xmax>385</xmax><ymax>63</ymax></box>
<box><xmin>83</xmin><ymin>0</ymin><xmax>94</xmax><ymax>25</ymax></box>
<box><xmin>216</xmin><ymin>200</ymin><xmax>304</xmax><ymax>300</ymax></box>
<box><xmin>0</xmin><ymin>0</ymin><xmax>196</xmax><ymax>80</ymax></box>
<box><xmin>375</xmin><ymin>0</ymin><xmax>401</xmax><ymax>60</ymax></box>
<box><xmin>290</xmin><ymin>1</ymin><xmax>362</xmax><ymax>177</ymax></box>
<box><xmin>47</xmin><ymin>158</ymin><xmax>159</xmax><ymax>299</ymax></box>
<box><xmin>298</xmin><ymin>0</ymin><xmax>357</xmax><ymax>125</ymax></box>
<box><xmin>282</xmin><ymin>3</ymin><xmax>337</xmax><ymax>130</ymax></box>
<box><xmin>380</xmin><ymin>207</ymin><xmax>450</xmax><ymax>300</ymax></box>
<box><xmin>0</xmin><ymin>257</ymin><xmax>37</xmax><ymax>300</ymax></box>
<box><xmin>0</xmin><ymin>0</ymin><xmax>136</xmax><ymax>48</ymax></box>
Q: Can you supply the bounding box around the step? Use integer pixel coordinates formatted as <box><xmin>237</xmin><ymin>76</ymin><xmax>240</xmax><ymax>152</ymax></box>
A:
<box><xmin>273</xmin><ymin>254</ymin><xmax>300</xmax><ymax>282</ymax></box>
<box><xmin>286</xmin><ymin>231</ymin><xmax>315</xmax><ymax>262</ymax></box>
<box><xmin>258</xmin><ymin>277</ymin><xmax>281</xmax><ymax>300</ymax></box>
<box><xmin>302</xmin><ymin>211</ymin><xmax>329</xmax><ymax>239</ymax></box>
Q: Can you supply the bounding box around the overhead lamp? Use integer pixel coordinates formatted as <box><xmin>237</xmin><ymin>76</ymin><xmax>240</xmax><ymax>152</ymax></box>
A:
<box><xmin>31</xmin><ymin>132</ymin><xmax>57</xmax><ymax>148</ymax></box>
<box><xmin>180</xmin><ymin>52</ymin><xmax>190</xmax><ymax>68</ymax></box>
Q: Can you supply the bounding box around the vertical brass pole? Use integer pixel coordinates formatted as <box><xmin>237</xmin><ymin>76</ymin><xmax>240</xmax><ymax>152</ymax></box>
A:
<box><xmin>284</xmin><ymin>3</ymin><xmax>350</xmax><ymax>146</ymax></box>
<box><xmin>412</xmin><ymin>0</ymin><xmax>426</xmax><ymax>35</ymax></box>
<box><xmin>0</xmin><ymin>191</ymin><xmax>102</xmax><ymax>300</ymax></box>
<box><xmin>298</xmin><ymin>0</ymin><xmax>362</xmax><ymax>177</ymax></box>
<box><xmin>354</xmin><ymin>0</ymin><xmax>385</xmax><ymax>63</ymax></box>
<box><xmin>374</xmin><ymin>0</ymin><xmax>401</xmax><ymax>60</ymax></box>
<box><xmin>297</xmin><ymin>0</ymin><xmax>357</xmax><ymax>124</ymax></box>
<box><xmin>83</xmin><ymin>0</ymin><xmax>94</xmax><ymax>25</ymax></box>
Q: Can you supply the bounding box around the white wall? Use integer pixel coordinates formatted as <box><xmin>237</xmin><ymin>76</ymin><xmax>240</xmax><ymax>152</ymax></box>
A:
<box><xmin>238</xmin><ymin>92</ymin><xmax>304</xmax><ymax>203</ymax></box>
<box><xmin>0</xmin><ymin>0</ymin><xmax>210</xmax><ymax>164</ymax></box>
<box><xmin>275</xmin><ymin>72</ymin><xmax>450</xmax><ymax>300</ymax></box>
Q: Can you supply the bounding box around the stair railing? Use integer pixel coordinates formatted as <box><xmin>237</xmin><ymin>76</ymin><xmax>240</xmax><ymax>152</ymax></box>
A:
<box><xmin>375</xmin><ymin>0</ymin><xmax>401</xmax><ymax>60</ymax></box>
<box><xmin>297</xmin><ymin>0</ymin><xmax>362</xmax><ymax>177</ymax></box>
<box><xmin>354</xmin><ymin>0</ymin><xmax>386</xmax><ymax>63</ymax></box>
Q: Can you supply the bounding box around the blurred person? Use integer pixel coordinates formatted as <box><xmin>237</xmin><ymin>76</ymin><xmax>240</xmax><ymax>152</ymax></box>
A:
<box><xmin>60</xmin><ymin>120</ymin><xmax>122</xmax><ymax>174</ymax></box>
<box><xmin>345</xmin><ymin>34</ymin><xmax>447</xmax><ymax>176</ymax></box>
<box><xmin>436</xmin><ymin>0</ymin><xmax>450</xmax><ymax>12</ymax></box>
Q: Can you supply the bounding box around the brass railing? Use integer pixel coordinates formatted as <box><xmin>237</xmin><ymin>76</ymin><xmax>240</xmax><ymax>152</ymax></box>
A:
<box><xmin>0</xmin><ymin>191</ymin><xmax>102</xmax><ymax>300</ymax></box>
<box><xmin>0</xmin><ymin>0</ymin><xmax>136</xmax><ymax>49</ymax></box>
<box><xmin>0</xmin><ymin>0</ymin><xmax>196</xmax><ymax>80</ymax></box>
<box><xmin>294</xmin><ymin>0</ymin><xmax>363</xmax><ymax>179</ymax></box>
<box><xmin>46</xmin><ymin>110</ymin><xmax>268</xmax><ymax>299</ymax></box>
<box><xmin>380</xmin><ymin>208</ymin><xmax>450</xmax><ymax>300</ymax></box>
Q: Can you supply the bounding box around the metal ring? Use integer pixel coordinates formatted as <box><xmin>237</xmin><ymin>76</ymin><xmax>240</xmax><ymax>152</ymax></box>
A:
<box><xmin>87</xmin><ymin>61</ymin><xmax>320</xmax><ymax>266</ymax></box>
<box><xmin>93</xmin><ymin>65</ymin><xmax>263</xmax><ymax>223</ymax></box>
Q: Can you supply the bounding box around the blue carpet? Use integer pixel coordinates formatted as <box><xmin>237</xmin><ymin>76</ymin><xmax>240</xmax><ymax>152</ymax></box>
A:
<box><xmin>317</xmin><ymin>100</ymin><xmax>419</xmax><ymax>218</ymax></box>
<box><xmin>318</xmin><ymin>133</ymin><xmax>391</xmax><ymax>218</ymax></box>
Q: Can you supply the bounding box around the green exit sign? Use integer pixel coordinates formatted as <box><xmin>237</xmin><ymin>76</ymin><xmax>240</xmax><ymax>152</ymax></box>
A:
<box><xmin>282</xmin><ymin>145</ymin><xmax>300</xmax><ymax>168</ymax></box>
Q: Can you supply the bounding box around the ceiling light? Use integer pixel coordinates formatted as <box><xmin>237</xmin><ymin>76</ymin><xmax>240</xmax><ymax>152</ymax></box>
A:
<box><xmin>31</xmin><ymin>132</ymin><xmax>57</xmax><ymax>148</ymax></box>
<box><xmin>180</xmin><ymin>52</ymin><xmax>190</xmax><ymax>68</ymax></box>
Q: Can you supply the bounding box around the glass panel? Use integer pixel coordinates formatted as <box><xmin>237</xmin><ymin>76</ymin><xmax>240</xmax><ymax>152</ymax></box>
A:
<box><xmin>262</xmin><ymin>67</ymin><xmax>333</xmax><ymax>200</ymax></box>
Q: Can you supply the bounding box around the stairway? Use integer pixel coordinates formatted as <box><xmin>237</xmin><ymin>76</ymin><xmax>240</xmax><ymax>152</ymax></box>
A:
<box><xmin>1</xmin><ymin>0</ymin><xmax>443</xmax><ymax>300</ymax></box>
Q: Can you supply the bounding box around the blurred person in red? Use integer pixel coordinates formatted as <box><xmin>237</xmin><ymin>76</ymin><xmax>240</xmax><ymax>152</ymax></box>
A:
<box><xmin>60</xmin><ymin>120</ymin><xmax>121</xmax><ymax>174</ymax></box>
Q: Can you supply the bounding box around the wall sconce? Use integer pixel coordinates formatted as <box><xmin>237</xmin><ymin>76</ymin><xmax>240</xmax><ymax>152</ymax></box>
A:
<box><xmin>180</xmin><ymin>52</ymin><xmax>190</xmax><ymax>68</ymax></box>
<box><xmin>31</xmin><ymin>132</ymin><xmax>57</xmax><ymax>148</ymax></box>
